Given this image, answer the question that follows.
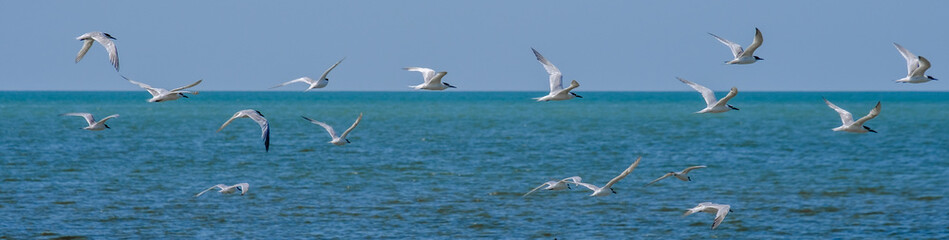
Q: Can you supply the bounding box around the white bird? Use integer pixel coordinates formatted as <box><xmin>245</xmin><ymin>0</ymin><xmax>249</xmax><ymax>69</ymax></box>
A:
<box><xmin>893</xmin><ymin>43</ymin><xmax>937</xmax><ymax>83</ymax></box>
<box><xmin>75</xmin><ymin>32</ymin><xmax>119</xmax><ymax>71</ymax></box>
<box><xmin>574</xmin><ymin>156</ymin><xmax>642</xmax><ymax>197</ymax></box>
<box><xmin>301</xmin><ymin>113</ymin><xmax>363</xmax><ymax>146</ymax></box>
<box><xmin>823</xmin><ymin>97</ymin><xmax>881</xmax><ymax>133</ymax></box>
<box><xmin>404</xmin><ymin>67</ymin><xmax>456</xmax><ymax>90</ymax></box>
<box><xmin>522</xmin><ymin>176</ymin><xmax>582</xmax><ymax>197</ymax></box>
<box><xmin>683</xmin><ymin>202</ymin><xmax>732</xmax><ymax>230</ymax></box>
<box><xmin>123</xmin><ymin>76</ymin><xmax>202</xmax><ymax>102</ymax></box>
<box><xmin>271</xmin><ymin>58</ymin><xmax>346</xmax><ymax>91</ymax></box>
<box><xmin>531</xmin><ymin>48</ymin><xmax>582</xmax><ymax>101</ymax></box>
<box><xmin>678</xmin><ymin>77</ymin><xmax>739</xmax><ymax>113</ymax></box>
<box><xmin>194</xmin><ymin>183</ymin><xmax>249</xmax><ymax>197</ymax></box>
<box><xmin>59</xmin><ymin>112</ymin><xmax>119</xmax><ymax>131</ymax></box>
<box><xmin>645</xmin><ymin>165</ymin><xmax>707</xmax><ymax>186</ymax></box>
<box><xmin>709</xmin><ymin>28</ymin><xmax>763</xmax><ymax>64</ymax></box>
<box><xmin>217</xmin><ymin>109</ymin><xmax>270</xmax><ymax>152</ymax></box>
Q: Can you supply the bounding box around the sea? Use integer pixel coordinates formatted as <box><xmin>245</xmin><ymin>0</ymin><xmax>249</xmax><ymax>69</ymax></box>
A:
<box><xmin>0</xmin><ymin>91</ymin><xmax>946</xmax><ymax>239</ymax></box>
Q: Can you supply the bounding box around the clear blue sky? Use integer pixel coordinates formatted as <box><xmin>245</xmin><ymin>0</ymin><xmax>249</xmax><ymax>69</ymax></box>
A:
<box><xmin>1</xmin><ymin>1</ymin><xmax>947</xmax><ymax>91</ymax></box>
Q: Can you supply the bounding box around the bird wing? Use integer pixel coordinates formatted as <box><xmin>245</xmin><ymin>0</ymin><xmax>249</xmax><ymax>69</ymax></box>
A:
<box><xmin>645</xmin><ymin>172</ymin><xmax>674</xmax><ymax>186</ymax></box>
<box><xmin>708</xmin><ymin>32</ymin><xmax>743</xmax><ymax>58</ymax></box>
<box><xmin>271</xmin><ymin>77</ymin><xmax>315</xmax><ymax>89</ymax></box>
<box><xmin>194</xmin><ymin>184</ymin><xmax>226</xmax><ymax>197</ymax></box>
<box><xmin>319</xmin><ymin>58</ymin><xmax>345</xmax><ymax>80</ymax></box>
<box><xmin>711</xmin><ymin>205</ymin><xmax>731</xmax><ymax>229</ymax></box>
<box><xmin>561</xmin><ymin>176</ymin><xmax>582</xmax><ymax>184</ymax></box>
<box><xmin>122</xmin><ymin>76</ymin><xmax>160</xmax><ymax>97</ymax></box>
<box><xmin>75</xmin><ymin>39</ymin><xmax>94</xmax><ymax>63</ymax></box>
<box><xmin>246</xmin><ymin>110</ymin><xmax>270</xmax><ymax>152</ymax></box>
<box><xmin>893</xmin><ymin>43</ymin><xmax>919</xmax><ymax>75</ymax></box>
<box><xmin>738</xmin><ymin>28</ymin><xmax>763</xmax><ymax>58</ymax></box>
<box><xmin>823</xmin><ymin>97</ymin><xmax>854</xmax><ymax>125</ymax></box>
<box><xmin>853</xmin><ymin>102</ymin><xmax>881</xmax><ymax>126</ymax></box>
<box><xmin>171</xmin><ymin>79</ymin><xmax>203</xmax><ymax>92</ymax></box>
<box><xmin>95</xmin><ymin>114</ymin><xmax>119</xmax><ymax>125</ymax></box>
<box><xmin>680</xmin><ymin>165</ymin><xmax>707</xmax><ymax>174</ymax></box>
<box><xmin>713</xmin><ymin>87</ymin><xmax>738</xmax><ymax>108</ymax></box>
<box><xmin>522</xmin><ymin>182</ymin><xmax>553</xmax><ymax>197</ymax></box>
<box><xmin>683</xmin><ymin>202</ymin><xmax>713</xmax><ymax>217</ymax></box>
<box><xmin>602</xmin><ymin>156</ymin><xmax>642</xmax><ymax>189</ymax></box>
<box><xmin>573</xmin><ymin>182</ymin><xmax>600</xmax><ymax>192</ymax></box>
<box><xmin>60</xmin><ymin>112</ymin><xmax>96</xmax><ymax>125</ymax></box>
<box><xmin>910</xmin><ymin>56</ymin><xmax>932</xmax><ymax>77</ymax></box>
<box><xmin>217</xmin><ymin>112</ymin><xmax>244</xmax><ymax>132</ymax></box>
<box><xmin>562</xmin><ymin>80</ymin><xmax>580</xmax><ymax>93</ymax></box>
<box><xmin>678</xmin><ymin>77</ymin><xmax>717</xmax><ymax>107</ymax></box>
<box><xmin>404</xmin><ymin>67</ymin><xmax>436</xmax><ymax>83</ymax></box>
<box><xmin>235</xmin><ymin>183</ymin><xmax>250</xmax><ymax>195</ymax></box>
<box><xmin>338</xmin><ymin>113</ymin><xmax>363</xmax><ymax>140</ymax></box>
<box><xmin>91</xmin><ymin>33</ymin><xmax>119</xmax><ymax>71</ymax></box>
<box><xmin>531</xmin><ymin>48</ymin><xmax>563</xmax><ymax>93</ymax></box>
<box><xmin>302</xmin><ymin>116</ymin><xmax>337</xmax><ymax>138</ymax></box>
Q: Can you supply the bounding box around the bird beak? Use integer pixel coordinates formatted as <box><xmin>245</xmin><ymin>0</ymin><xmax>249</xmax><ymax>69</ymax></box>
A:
<box><xmin>571</xmin><ymin>92</ymin><xmax>583</xmax><ymax>98</ymax></box>
<box><xmin>346</xmin><ymin>139</ymin><xmax>351</xmax><ymax>143</ymax></box>
<box><xmin>105</xmin><ymin>124</ymin><xmax>110</xmax><ymax>129</ymax></box>
<box><xmin>864</xmin><ymin>126</ymin><xmax>877</xmax><ymax>133</ymax></box>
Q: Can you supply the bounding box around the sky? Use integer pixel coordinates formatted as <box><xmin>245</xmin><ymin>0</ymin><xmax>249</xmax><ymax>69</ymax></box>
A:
<box><xmin>1</xmin><ymin>1</ymin><xmax>947</xmax><ymax>91</ymax></box>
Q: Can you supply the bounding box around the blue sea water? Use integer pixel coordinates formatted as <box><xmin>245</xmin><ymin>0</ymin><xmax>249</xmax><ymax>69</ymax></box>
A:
<box><xmin>0</xmin><ymin>91</ymin><xmax>947</xmax><ymax>239</ymax></box>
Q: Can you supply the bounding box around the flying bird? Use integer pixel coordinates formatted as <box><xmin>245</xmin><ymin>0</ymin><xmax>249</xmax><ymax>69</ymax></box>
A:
<box><xmin>709</xmin><ymin>28</ymin><xmax>763</xmax><ymax>64</ymax></box>
<box><xmin>194</xmin><ymin>183</ymin><xmax>249</xmax><ymax>197</ymax></box>
<box><xmin>271</xmin><ymin>58</ymin><xmax>346</xmax><ymax>91</ymax></box>
<box><xmin>404</xmin><ymin>67</ymin><xmax>456</xmax><ymax>90</ymax></box>
<box><xmin>646</xmin><ymin>165</ymin><xmax>707</xmax><ymax>186</ymax></box>
<box><xmin>683</xmin><ymin>202</ymin><xmax>732</xmax><ymax>230</ymax></box>
<box><xmin>75</xmin><ymin>32</ymin><xmax>119</xmax><ymax>71</ymax></box>
<box><xmin>678</xmin><ymin>77</ymin><xmax>739</xmax><ymax>113</ymax></box>
<box><xmin>218</xmin><ymin>109</ymin><xmax>270</xmax><ymax>152</ymax></box>
<box><xmin>60</xmin><ymin>112</ymin><xmax>119</xmax><ymax>131</ymax></box>
<box><xmin>301</xmin><ymin>113</ymin><xmax>363</xmax><ymax>146</ymax></box>
<box><xmin>893</xmin><ymin>43</ymin><xmax>937</xmax><ymax>83</ymax></box>
<box><xmin>123</xmin><ymin>76</ymin><xmax>202</xmax><ymax>102</ymax></box>
<box><xmin>522</xmin><ymin>176</ymin><xmax>582</xmax><ymax>197</ymax></box>
<box><xmin>823</xmin><ymin>97</ymin><xmax>881</xmax><ymax>133</ymax></box>
<box><xmin>532</xmin><ymin>48</ymin><xmax>582</xmax><ymax>101</ymax></box>
<box><xmin>574</xmin><ymin>157</ymin><xmax>642</xmax><ymax>197</ymax></box>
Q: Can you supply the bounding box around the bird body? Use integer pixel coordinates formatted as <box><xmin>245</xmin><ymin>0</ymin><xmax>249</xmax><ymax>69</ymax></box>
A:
<box><xmin>893</xmin><ymin>43</ymin><xmax>937</xmax><ymax>83</ymax></box>
<box><xmin>823</xmin><ymin>98</ymin><xmax>881</xmax><ymax>133</ymax></box>
<box><xmin>531</xmin><ymin>48</ymin><xmax>582</xmax><ymax>101</ymax></box>
<box><xmin>683</xmin><ymin>202</ymin><xmax>732</xmax><ymax>229</ymax></box>
<box><xmin>301</xmin><ymin>113</ymin><xmax>363</xmax><ymax>146</ymax></box>
<box><xmin>709</xmin><ymin>28</ymin><xmax>763</xmax><ymax>64</ymax></box>
<box><xmin>646</xmin><ymin>165</ymin><xmax>707</xmax><ymax>185</ymax></box>
<box><xmin>678</xmin><ymin>77</ymin><xmax>739</xmax><ymax>113</ymax></box>
<box><xmin>574</xmin><ymin>157</ymin><xmax>642</xmax><ymax>197</ymax></box>
<box><xmin>404</xmin><ymin>67</ymin><xmax>455</xmax><ymax>90</ymax></box>
<box><xmin>60</xmin><ymin>112</ymin><xmax>119</xmax><ymax>131</ymax></box>
<box><xmin>123</xmin><ymin>76</ymin><xmax>201</xmax><ymax>102</ymax></box>
<box><xmin>271</xmin><ymin>58</ymin><xmax>345</xmax><ymax>91</ymax></box>
<box><xmin>194</xmin><ymin>183</ymin><xmax>249</xmax><ymax>197</ymax></box>
<box><xmin>218</xmin><ymin>109</ymin><xmax>270</xmax><ymax>151</ymax></box>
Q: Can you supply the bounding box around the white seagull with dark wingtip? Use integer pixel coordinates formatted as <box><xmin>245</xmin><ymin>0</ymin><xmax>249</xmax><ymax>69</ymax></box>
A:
<box><xmin>404</xmin><ymin>67</ymin><xmax>456</xmax><ymax>90</ymax></box>
<box><xmin>532</xmin><ymin>48</ymin><xmax>582</xmax><ymax>101</ymax></box>
<box><xmin>709</xmin><ymin>28</ymin><xmax>763</xmax><ymax>64</ymax></box>
<box><xmin>59</xmin><ymin>112</ymin><xmax>119</xmax><ymax>131</ymax></box>
<box><xmin>194</xmin><ymin>183</ymin><xmax>249</xmax><ymax>197</ymax></box>
<box><xmin>893</xmin><ymin>43</ymin><xmax>937</xmax><ymax>83</ymax></box>
<box><xmin>271</xmin><ymin>58</ymin><xmax>346</xmax><ymax>91</ymax></box>
<box><xmin>75</xmin><ymin>31</ymin><xmax>119</xmax><ymax>71</ymax></box>
<box><xmin>678</xmin><ymin>77</ymin><xmax>739</xmax><ymax>113</ymax></box>
<box><xmin>646</xmin><ymin>165</ymin><xmax>707</xmax><ymax>186</ymax></box>
<box><xmin>683</xmin><ymin>202</ymin><xmax>732</xmax><ymax>230</ymax></box>
<box><xmin>218</xmin><ymin>109</ymin><xmax>270</xmax><ymax>152</ymax></box>
<box><xmin>522</xmin><ymin>176</ymin><xmax>582</xmax><ymax>197</ymax></box>
<box><xmin>823</xmin><ymin>98</ymin><xmax>881</xmax><ymax>134</ymax></box>
<box><xmin>123</xmin><ymin>76</ymin><xmax>202</xmax><ymax>102</ymax></box>
<box><xmin>301</xmin><ymin>113</ymin><xmax>363</xmax><ymax>146</ymax></box>
<box><xmin>574</xmin><ymin>157</ymin><xmax>642</xmax><ymax>197</ymax></box>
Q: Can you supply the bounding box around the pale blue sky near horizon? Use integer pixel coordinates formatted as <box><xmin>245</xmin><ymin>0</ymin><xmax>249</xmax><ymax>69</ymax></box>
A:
<box><xmin>1</xmin><ymin>1</ymin><xmax>947</xmax><ymax>92</ymax></box>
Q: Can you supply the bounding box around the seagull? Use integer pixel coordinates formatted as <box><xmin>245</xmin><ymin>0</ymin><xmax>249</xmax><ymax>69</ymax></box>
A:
<box><xmin>645</xmin><ymin>165</ymin><xmax>707</xmax><ymax>186</ymax></box>
<box><xmin>709</xmin><ymin>28</ymin><xmax>763</xmax><ymax>64</ymax></box>
<box><xmin>59</xmin><ymin>112</ymin><xmax>119</xmax><ymax>131</ymax></box>
<box><xmin>122</xmin><ymin>76</ymin><xmax>202</xmax><ymax>102</ymax></box>
<box><xmin>75</xmin><ymin>32</ymin><xmax>119</xmax><ymax>71</ymax></box>
<box><xmin>893</xmin><ymin>43</ymin><xmax>937</xmax><ymax>83</ymax></box>
<box><xmin>271</xmin><ymin>58</ymin><xmax>346</xmax><ymax>91</ymax></box>
<box><xmin>301</xmin><ymin>113</ymin><xmax>363</xmax><ymax>146</ymax></box>
<box><xmin>404</xmin><ymin>67</ymin><xmax>456</xmax><ymax>90</ymax></box>
<box><xmin>522</xmin><ymin>176</ymin><xmax>582</xmax><ymax>197</ymax></box>
<box><xmin>194</xmin><ymin>183</ymin><xmax>249</xmax><ymax>197</ymax></box>
<box><xmin>683</xmin><ymin>202</ymin><xmax>732</xmax><ymax>230</ymax></box>
<box><xmin>823</xmin><ymin>97</ymin><xmax>881</xmax><ymax>133</ymax></box>
<box><xmin>532</xmin><ymin>48</ymin><xmax>582</xmax><ymax>101</ymax></box>
<box><xmin>217</xmin><ymin>109</ymin><xmax>270</xmax><ymax>152</ymax></box>
<box><xmin>574</xmin><ymin>156</ymin><xmax>642</xmax><ymax>197</ymax></box>
<box><xmin>678</xmin><ymin>77</ymin><xmax>739</xmax><ymax>113</ymax></box>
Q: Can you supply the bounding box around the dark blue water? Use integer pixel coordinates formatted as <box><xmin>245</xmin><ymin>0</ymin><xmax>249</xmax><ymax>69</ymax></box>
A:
<box><xmin>1</xmin><ymin>91</ymin><xmax>947</xmax><ymax>239</ymax></box>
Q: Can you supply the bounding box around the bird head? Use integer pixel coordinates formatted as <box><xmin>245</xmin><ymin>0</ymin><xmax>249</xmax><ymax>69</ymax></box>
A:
<box><xmin>727</xmin><ymin>104</ymin><xmax>740</xmax><ymax>110</ymax></box>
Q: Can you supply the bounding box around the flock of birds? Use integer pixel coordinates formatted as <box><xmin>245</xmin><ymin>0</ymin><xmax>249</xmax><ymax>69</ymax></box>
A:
<box><xmin>62</xmin><ymin>28</ymin><xmax>936</xmax><ymax>230</ymax></box>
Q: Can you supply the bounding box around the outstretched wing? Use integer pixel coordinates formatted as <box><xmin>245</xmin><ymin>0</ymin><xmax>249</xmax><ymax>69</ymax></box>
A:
<box><xmin>91</xmin><ymin>33</ymin><xmax>119</xmax><ymax>71</ymax></box>
<box><xmin>60</xmin><ymin>112</ymin><xmax>95</xmax><ymax>125</ymax></box>
<box><xmin>171</xmin><ymin>79</ymin><xmax>203</xmax><ymax>92</ymax></box>
<box><xmin>245</xmin><ymin>110</ymin><xmax>270</xmax><ymax>152</ymax></box>
<box><xmin>853</xmin><ymin>101</ymin><xmax>881</xmax><ymax>126</ymax></box>
<box><xmin>319</xmin><ymin>58</ymin><xmax>346</xmax><ymax>80</ymax></box>
<box><xmin>75</xmin><ymin>39</ymin><xmax>94</xmax><ymax>63</ymax></box>
<box><xmin>96</xmin><ymin>114</ymin><xmax>119</xmax><ymax>125</ymax></box>
<box><xmin>194</xmin><ymin>184</ymin><xmax>226</xmax><ymax>197</ymax></box>
<box><xmin>711</xmin><ymin>205</ymin><xmax>730</xmax><ymax>229</ymax></box>
<box><xmin>270</xmin><ymin>77</ymin><xmax>315</xmax><ymax>89</ymax></box>
<box><xmin>573</xmin><ymin>182</ymin><xmax>600</xmax><ymax>192</ymax></box>
<box><xmin>645</xmin><ymin>172</ymin><xmax>674</xmax><ymax>186</ymax></box>
<box><xmin>713</xmin><ymin>87</ymin><xmax>738</xmax><ymax>108</ymax></box>
<box><xmin>680</xmin><ymin>165</ymin><xmax>707</xmax><ymax>174</ymax></box>
<box><xmin>678</xmin><ymin>77</ymin><xmax>717</xmax><ymax>107</ymax></box>
<box><xmin>123</xmin><ymin>76</ymin><xmax>160</xmax><ymax>97</ymax></box>
<box><xmin>338</xmin><ymin>113</ymin><xmax>363</xmax><ymax>140</ymax></box>
<box><xmin>709</xmin><ymin>32</ymin><xmax>743</xmax><ymax>58</ymax></box>
<box><xmin>739</xmin><ymin>28</ymin><xmax>763</xmax><ymax>58</ymax></box>
<box><xmin>893</xmin><ymin>43</ymin><xmax>919</xmax><ymax>75</ymax></box>
<box><xmin>522</xmin><ymin>182</ymin><xmax>552</xmax><ymax>197</ymax></box>
<box><xmin>910</xmin><ymin>56</ymin><xmax>932</xmax><ymax>77</ymax></box>
<box><xmin>404</xmin><ymin>67</ymin><xmax>436</xmax><ymax>83</ymax></box>
<box><xmin>302</xmin><ymin>116</ymin><xmax>337</xmax><ymax>138</ymax></box>
<box><xmin>532</xmin><ymin>48</ymin><xmax>563</xmax><ymax>93</ymax></box>
<box><xmin>235</xmin><ymin>183</ymin><xmax>250</xmax><ymax>195</ymax></box>
<box><xmin>823</xmin><ymin>97</ymin><xmax>854</xmax><ymax>125</ymax></box>
<box><xmin>602</xmin><ymin>156</ymin><xmax>642</xmax><ymax>189</ymax></box>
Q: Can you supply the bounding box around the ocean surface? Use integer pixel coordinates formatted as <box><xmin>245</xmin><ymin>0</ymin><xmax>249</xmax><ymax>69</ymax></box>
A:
<box><xmin>0</xmin><ymin>91</ymin><xmax>947</xmax><ymax>239</ymax></box>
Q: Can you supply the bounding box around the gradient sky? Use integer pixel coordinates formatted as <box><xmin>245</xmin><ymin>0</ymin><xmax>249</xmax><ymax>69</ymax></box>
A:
<box><xmin>1</xmin><ymin>1</ymin><xmax>947</xmax><ymax>91</ymax></box>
